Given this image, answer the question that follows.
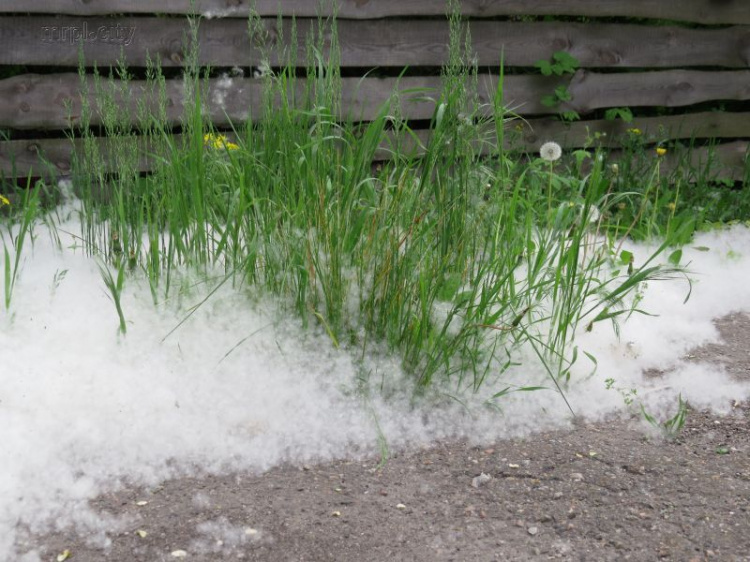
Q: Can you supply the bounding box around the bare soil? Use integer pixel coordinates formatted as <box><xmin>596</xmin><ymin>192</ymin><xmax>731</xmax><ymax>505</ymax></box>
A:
<box><xmin>19</xmin><ymin>314</ymin><xmax>750</xmax><ymax>562</ymax></box>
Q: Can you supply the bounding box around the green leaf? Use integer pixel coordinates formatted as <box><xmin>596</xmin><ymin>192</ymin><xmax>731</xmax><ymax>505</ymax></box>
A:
<box><xmin>604</xmin><ymin>107</ymin><xmax>634</xmax><ymax>122</ymax></box>
<box><xmin>437</xmin><ymin>273</ymin><xmax>462</xmax><ymax>301</ymax></box>
<box><xmin>534</xmin><ymin>60</ymin><xmax>553</xmax><ymax>76</ymax></box>
<box><xmin>573</xmin><ymin>149</ymin><xmax>591</xmax><ymax>167</ymax></box>
<box><xmin>716</xmin><ymin>447</ymin><xmax>730</xmax><ymax>455</ymax></box>
<box><xmin>667</xmin><ymin>249</ymin><xmax>683</xmax><ymax>265</ymax></box>
<box><xmin>541</xmin><ymin>94</ymin><xmax>558</xmax><ymax>108</ymax></box>
<box><xmin>554</xmin><ymin>86</ymin><xmax>572</xmax><ymax>102</ymax></box>
<box><xmin>552</xmin><ymin>51</ymin><xmax>580</xmax><ymax>73</ymax></box>
<box><xmin>692</xmin><ymin>246</ymin><xmax>710</xmax><ymax>252</ymax></box>
<box><xmin>619</xmin><ymin>250</ymin><xmax>634</xmax><ymax>265</ymax></box>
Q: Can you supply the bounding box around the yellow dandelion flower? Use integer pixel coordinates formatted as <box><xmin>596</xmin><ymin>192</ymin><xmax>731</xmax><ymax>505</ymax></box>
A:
<box><xmin>656</xmin><ymin>147</ymin><xmax>667</xmax><ymax>157</ymax></box>
<box><xmin>627</xmin><ymin>128</ymin><xmax>642</xmax><ymax>135</ymax></box>
<box><xmin>203</xmin><ymin>132</ymin><xmax>238</xmax><ymax>150</ymax></box>
<box><xmin>0</xmin><ymin>194</ymin><xmax>9</xmax><ymax>206</ymax></box>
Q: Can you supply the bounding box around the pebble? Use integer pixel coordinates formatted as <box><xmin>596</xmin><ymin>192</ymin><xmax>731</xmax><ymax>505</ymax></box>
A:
<box><xmin>396</xmin><ymin>503</ymin><xmax>407</xmax><ymax>510</ymax></box>
<box><xmin>553</xmin><ymin>491</ymin><xmax>564</xmax><ymax>499</ymax></box>
<box><xmin>471</xmin><ymin>473</ymin><xmax>492</xmax><ymax>488</ymax></box>
<box><xmin>170</xmin><ymin>551</ymin><xmax>188</xmax><ymax>559</ymax></box>
<box><xmin>528</xmin><ymin>526</ymin><xmax>539</xmax><ymax>536</ymax></box>
<box><xmin>570</xmin><ymin>472</ymin><xmax>584</xmax><ymax>482</ymax></box>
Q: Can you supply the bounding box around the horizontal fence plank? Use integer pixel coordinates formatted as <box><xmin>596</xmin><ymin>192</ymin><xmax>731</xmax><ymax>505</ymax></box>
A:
<box><xmin>3</xmin><ymin>71</ymin><xmax>750</xmax><ymax>131</ymax></box>
<box><xmin>393</xmin><ymin>131</ymin><xmax>748</xmax><ymax>179</ymax></box>
<box><xmin>2</xmin><ymin>17</ymin><xmax>749</xmax><ymax>68</ymax></box>
<box><xmin>2</xmin><ymin>127</ymin><xmax>747</xmax><ymax>181</ymax></box>
<box><xmin>2</xmin><ymin>0</ymin><xmax>749</xmax><ymax>25</ymax></box>
<box><xmin>561</xmin><ymin>69</ymin><xmax>750</xmax><ymax>114</ymax></box>
<box><xmin>514</xmin><ymin>112</ymin><xmax>750</xmax><ymax>150</ymax></box>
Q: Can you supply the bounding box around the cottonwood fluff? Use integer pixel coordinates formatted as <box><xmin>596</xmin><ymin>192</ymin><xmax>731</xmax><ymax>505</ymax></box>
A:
<box><xmin>2</xmin><ymin>219</ymin><xmax>750</xmax><ymax>560</ymax></box>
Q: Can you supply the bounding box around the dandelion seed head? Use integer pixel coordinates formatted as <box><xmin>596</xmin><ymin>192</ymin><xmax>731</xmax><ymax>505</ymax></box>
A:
<box><xmin>540</xmin><ymin>141</ymin><xmax>562</xmax><ymax>162</ymax></box>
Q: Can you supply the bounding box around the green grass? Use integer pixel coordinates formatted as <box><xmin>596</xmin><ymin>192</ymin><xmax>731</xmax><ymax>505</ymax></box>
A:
<box><xmin>1</xmin><ymin>9</ymin><xmax>737</xmax><ymax>412</ymax></box>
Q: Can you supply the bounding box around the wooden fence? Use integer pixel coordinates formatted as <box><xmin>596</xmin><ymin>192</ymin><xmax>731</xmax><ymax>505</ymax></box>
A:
<box><xmin>1</xmin><ymin>0</ymin><xmax>749</xmax><ymax>181</ymax></box>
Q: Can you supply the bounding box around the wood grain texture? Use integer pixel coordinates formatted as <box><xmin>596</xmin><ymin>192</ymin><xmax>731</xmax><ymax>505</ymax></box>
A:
<box><xmin>0</xmin><ymin>73</ymin><xmax>548</xmax><ymax>129</ymax></box>
<box><xmin>2</xmin><ymin>129</ymin><xmax>747</xmax><ymax>180</ymax></box>
<box><xmin>562</xmin><ymin>69</ymin><xmax>750</xmax><ymax>114</ymax></box>
<box><xmin>513</xmin><ymin>112</ymin><xmax>750</xmax><ymax>150</ymax></box>
<box><xmin>0</xmin><ymin>137</ymin><xmax>153</xmax><ymax>178</ymax></box>
<box><xmin>2</xmin><ymin>0</ymin><xmax>749</xmax><ymax>25</ymax></box>
<box><xmin>3</xmin><ymin>71</ymin><xmax>750</xmax><ymax>131</ymax></box>
<box><xmin>2</xmin><ymin>17</ymin><xmax>749</xmax><ymax>68</ymax></box>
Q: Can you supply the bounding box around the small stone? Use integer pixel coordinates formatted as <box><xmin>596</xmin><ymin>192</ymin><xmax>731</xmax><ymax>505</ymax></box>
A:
<box><xmin>244</xmin><ymin>528</ymin><xmax>258</xmax><ymax>536</ymax></box>
<box><xmin>136</xmin><ymin>529</ymin><xmax>148</xmax><ymax>538</ymax></box>
<box><xmin>471</xmin><ymin>473</ymin><xmax>492</xmax><ymax>488</ymax></box>
<box><xmin>332</xmin><ymin>511</ymin><xmax>341</xmax><ymax>517</ymax></box>
<box><xmin>396</xmin><ymin>503</ymin><xmax>406</xmax><ymax>510</ymax></box>
<box><xmin>135</xmin><ymin>500</ymin><xmax>149</xmax><ymax>506</ymax></box>
<box><xmin>528</xmin><ymin>526</ymin><xmax>539</xmax><ymax>536</ymax></box>
<box><xmin>553</xmin><ymin>492</ymin><xmax>564</xmax><ymax>499</ymax></box>
<box><xmin>508</xmin><ymin>463</ymin><xmax>520</xmax><ymax>469</ymax></box>
<box><xmin>570</xmin><ymin>472</ymin><xmax>584</xmax><ymax>482</ymax></box>
<box><xmin>170</xmin><ymin>551</ymin><xmax>188</xmax><ymax>558</ymax></box>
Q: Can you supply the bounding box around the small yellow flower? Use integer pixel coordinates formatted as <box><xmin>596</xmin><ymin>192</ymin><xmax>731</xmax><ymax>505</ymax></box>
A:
<box><xmin>0</xmin><ymin>194</ymin><xmax>9</xmax><ymax>206</ymax></box>
<box><xmin>656</xmin><ymin>147</ymin><xmax>667</xmax><ymax>157</ymax></box>
<box><xmin>627</xmin><ymin>128</ymin><xmax>642</xmax><ymax>135</ymax></box>
<box><xmin>203</xmin><ymin>133</ymin><xmax>239</xmax><ymax>151</ymax></box>
<box><xmin>666</xmin><ymin>202</ymin><xmax>676</xmax><ymax>211</ymax></box>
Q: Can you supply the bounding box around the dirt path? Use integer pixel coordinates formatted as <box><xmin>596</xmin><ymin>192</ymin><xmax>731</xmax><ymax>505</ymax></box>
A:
<box><xmin>20</xmin><ymin>315</ymin><xmax>750</xmax><ymax>562</ymax></box>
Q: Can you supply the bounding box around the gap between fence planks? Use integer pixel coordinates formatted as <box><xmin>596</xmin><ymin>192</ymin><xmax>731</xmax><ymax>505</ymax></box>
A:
<box><xmin>2</xmin><ymin>0</ymin><xmax>749</xmax><ymax>25</ymax></box>
<box><xmin>2</xmin><ymin>71</ymin><xmax>750</xmax><ymax>131</ymax></box>
<box><xmin>2</xmin><ymin>17</ymin><xmax>749</xmax><ymax>69</ymax></box>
